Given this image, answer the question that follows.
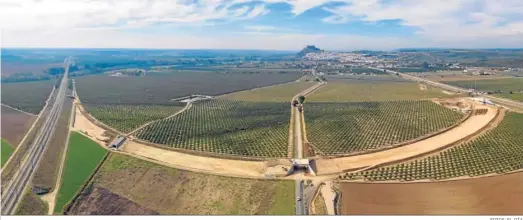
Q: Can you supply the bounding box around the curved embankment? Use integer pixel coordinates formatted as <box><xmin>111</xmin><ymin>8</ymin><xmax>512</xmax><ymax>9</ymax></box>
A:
<box><xmin>74</xmin><ymin>99</ymin><xmax>500</xmax><ymax>179</ymax></box>
<box><xmin>314</xmin><ymin>104</ymin><xmax>499</xmax><ymax>175</ymax></box>
<box><xmin>72</xmin><ymin>102</ymin><xmax>268</xmax><ymax>179</ymax></box>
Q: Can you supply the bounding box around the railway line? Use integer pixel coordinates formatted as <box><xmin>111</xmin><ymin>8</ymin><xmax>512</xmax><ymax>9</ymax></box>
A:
<box><xmin>1</xmin><ymin>58</ymin><xmax>70</xmax><ymax>215</ymax></box>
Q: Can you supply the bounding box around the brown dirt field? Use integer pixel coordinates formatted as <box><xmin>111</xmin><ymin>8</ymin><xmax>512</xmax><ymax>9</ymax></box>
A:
<box><xmin>32</xmin><ymin>95</ymin><xmax>74</xmax><ymax>191</ymax></box>
<box><xmin>315</xmin><ymin>103</ymin><xmax>498</xmax><ymax>175</ymax></box>
<box><xmin>73</xmin><ymin>153</ymin><xmax>295</xmax><ymax>215</ymax></box>
<box><xmin>1</xmin><ymin>105</ymin><xmax>36</xmax><ymax>147</ymax></box>
<box><xmin>67</xmin><ymin>185</ymin><xmax>159</xmax><ymax>215</ymax></box>
<box><xmin>340</xmin><ymin>172</ymin><xmax>523</xmax><ymax>215</ymax></box>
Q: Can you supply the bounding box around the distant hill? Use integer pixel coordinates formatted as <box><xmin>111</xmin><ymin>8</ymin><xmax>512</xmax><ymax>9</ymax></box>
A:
<box><xmin>296</xmin><ymin>45</ymin><xmax>322</xmax><ymax>58</ymax></box>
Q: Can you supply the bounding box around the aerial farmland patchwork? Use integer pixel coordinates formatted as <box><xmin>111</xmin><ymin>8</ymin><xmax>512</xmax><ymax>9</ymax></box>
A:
<box><xmin>2</xmin><ymin>47</ymin><xmax>522</xmax><ymax>216</ymax></box>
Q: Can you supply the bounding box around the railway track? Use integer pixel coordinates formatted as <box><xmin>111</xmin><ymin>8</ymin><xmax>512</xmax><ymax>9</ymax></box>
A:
<box><xmin>1</xmin><ymin>59</ymin><xmax>70</xmax><ymax>215</ymax></box>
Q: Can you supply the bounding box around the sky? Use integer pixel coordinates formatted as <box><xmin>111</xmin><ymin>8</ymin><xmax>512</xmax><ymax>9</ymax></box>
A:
<box><xmin>1</xmin><ymin>0</ymin><xmax>523</xmax><ymax>51</ymax></box>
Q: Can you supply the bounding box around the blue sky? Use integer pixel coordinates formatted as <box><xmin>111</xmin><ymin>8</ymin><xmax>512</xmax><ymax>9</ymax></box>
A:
<box><xmin>1</xmin><ymin>0</ymin><xmax>523</xmax><ymax>50</ymax></box>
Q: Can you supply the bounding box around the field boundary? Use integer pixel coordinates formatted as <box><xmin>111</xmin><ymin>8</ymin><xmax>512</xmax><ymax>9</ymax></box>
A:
<box><xmin>311</xmin><ymin>107</ymin><xmax>472</xmax><ymax>159</ymax></box>
<box><xmin>1</xmin><ymin>104</ymin><xmax>38</xmax><ymax>117</ymax></box>
<box><xmin>339</xmin><ymin>168</ymin><xmax>523</xmax><ymax>184</ymax></box>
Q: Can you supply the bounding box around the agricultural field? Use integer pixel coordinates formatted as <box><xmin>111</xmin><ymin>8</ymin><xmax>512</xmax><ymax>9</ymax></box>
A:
<box><xmin>1</xmin><ymin>62</ymin><xmax>62</xmax><ymax>77</ymax></box>
<box><xmin>54</xmin><ymin>132</ymin><xmax>107</xmax><ymax>214</ymax></box>
<box><xmin>1</xmin><ymin>80</ymin><xmax>55</xmax><ymax>114</ymax></box>
<box><xmin>340</xmin><ymin>172</ymin><xmax>523</xmax><ymax>214</ymax></box>
<box><xmin>341</xmin><ymin>112</ymin><xmax>523</xmax><ymax>181</ymax></box>
<box><xmin>1</xmin><ymin>139</ymin><xmax>15</xmax><ymax>167</ymax></box>
<box><xmin>1</xmin><ymin>105</ymin><xmax>36</xmax><ymax>147</ymax></box>
<box><xmin>219</xmin><ymin>81</ymin><xmax>315</xmax><ymax>102</ymax></box>
<box><xmin>417</xmin><ymin>72</ymin><xmax>512</xmax><ymax>82</ymax></box>
<box><xmin>32</xmin><ymin>95</ymin><xmax>74</xmax><ymax>190</ymax></box>
<box><xmin>135</xmin><ymin>99</ymin><xmax>290</xmax><ymax>158</ymax></box>
<box><xmin>75</xmin><ymin>71</ymin><xmax>302</xmax><ymax>105</ymax></box>
<box><xmin>83</xmin><ymin>103</ymin><xmax>185</xmax><ymax>133</ymax></box>
<box><xmin>443</xmin><ymin>78</ymin><xmax>523</xmax><ymax>102</ymax></box>
<box><xmin>305</xmin><ymin>100</ymin><xmax>465</xmax><ymax>155</ymax></box>
<box><xmin>306</xmin><ymin>81</ymin><xmax>457</xmax><ymax>102</ymax></box>
<box><xmin>68</xmin><ymin>153</ymin><xmax>295</xmax><ymax>215</ymax></box>
<box><xmin>325</xmin><ymin>75</ymin><xmax>407</xmax><ymax>83</ymax></box>
<box><xmin>318</xmin><ymin>67</ymin><xmax>387</xmax><ymax>75</ymax></box>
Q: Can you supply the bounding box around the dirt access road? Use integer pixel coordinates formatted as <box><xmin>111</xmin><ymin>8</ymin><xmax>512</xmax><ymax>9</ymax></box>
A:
<box><xmin>314</xmin><ymin>103</ymin><xmax>499</xmax><ymax>175</ymax></box>
<box><xmin>72</xmin><ymin>103</ymin><xmax>268</xmax><ymax>179</ymax></box>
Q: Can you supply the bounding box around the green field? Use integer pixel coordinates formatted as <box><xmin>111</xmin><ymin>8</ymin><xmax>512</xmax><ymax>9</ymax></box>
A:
<box><xmin>1</xmin><ymin>80</ymin><xmax>55</xmax><ymax>114</ymax></box>
<box><xmin>219</xmin><ymin>81</ymin><xmax>315</xmax><ymax>102</ymax></box>
<box><xmin>1</xmin><ymin>139</ymin><xmax>15</xmax><ymax>167</ymax></box>
<box><xmin>68</xmin><ymin>153</ymin><xmax>295</xmax><ymax>215</ymax></box>
<box><xmin>135</xmin><ymin>99</ymin><xmax>290</xmax><ymax>157</ymax></box>
<box><xmin>54</xmin><ymin>132</ymin><xmax>107</xmax><ymax>213</ymax></box>
<box><xmin>444</xmin><ymin>78</ymin><xmax>523</xmax><ymax>101</ymax></box>
<box><xmin>305</xmin><ymin>100</ymin><xmax>465</xmax><ymax>155</ymax></box>
<box><xmin>342</xmin><ymin>112</ymin><xmax>523</xmax><ymax>181</ymax></box>
<box><xmin>84</xmin><ymin>103</ymin><xmax>185</xmax><ymax>133</ymax></box>
<box><xmin>307</xmin><ymin>81</ymin><xmax>455</xmax><ymax>102</ymax></box>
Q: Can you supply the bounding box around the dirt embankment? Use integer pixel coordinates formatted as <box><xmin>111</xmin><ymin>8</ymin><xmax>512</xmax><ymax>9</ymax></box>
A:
<box><xmin>67</xmin><ymin>185</ymin><xmax>159</xmax><ymax>215</ymax></box>
<box><xmin>314</xmin><ymin>103</ymin><xmax>498</xmax><ymax>175</ymax></box>
<box><xmin>73</xmin><ymin>102</ymin><xmax>268</xmax><ymax>179</ymax></box>
<box><xmin>340</xmin><ymin>171</ymin><xmax>523</xmax><ymax>215</ymax></box>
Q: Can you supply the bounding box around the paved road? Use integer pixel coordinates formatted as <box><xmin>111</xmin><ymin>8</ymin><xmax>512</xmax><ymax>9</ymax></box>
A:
<box><xmin>295</xmin><ymin>180</ymin><xmax>305</xmax><ymax>215</ymax></box>
<box><xmin>293</xmin><ymin>75</ymin><xmax>324</xmax><ymax>215</ymax></box>
<box><xmin>1</xmin><ymin>58</ymin><xmax>70</xmax><ymax>215</ymax></box>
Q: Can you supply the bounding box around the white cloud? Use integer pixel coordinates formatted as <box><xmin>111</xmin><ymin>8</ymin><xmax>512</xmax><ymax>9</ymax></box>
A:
<box><xmin>1</xmin><ymin>0</ymin><xmax>523</xmax><ymax>49</ymax></box>
<box><xmin>2</xmin><ymin>28</ymin><xmax>422</xmax><ymax>50</ymax></box>
<box><xmin>265</xmin><ymin>0</ymin><xmax>333</xmax><ymax>15</ymax></box>
<box><xmin>0</xmin><ymin>0</ymin><xmax>272</xmax><ymax>31</ymax></box>
<box><xmin>321</xmin><ymin>0</ymin><xmax>523</xmax><ymax>42</ymax></box>
<box><xmin>243</xmin><ymin>25</ymin><xmax>294</xmax><ymax>32</ymax></box>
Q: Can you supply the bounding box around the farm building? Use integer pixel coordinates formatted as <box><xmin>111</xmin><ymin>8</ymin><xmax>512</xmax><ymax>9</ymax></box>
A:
<box><xmin>109</xmin><ymin>136</ymin><xmax>126</xmax><ymax>149</ymax></box>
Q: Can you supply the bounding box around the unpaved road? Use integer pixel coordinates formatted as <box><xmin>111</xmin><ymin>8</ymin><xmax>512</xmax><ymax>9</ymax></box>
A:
<box><xmin>121</xmin><ymin>141</ymin><xmax>267</xmax><ymax>178</ymax></box>
<box><xmin>314</xmin><ymin>104</ymin><xmax>498</xmax><ymax>175</ymax></box>
<box><xmin>73</xmin><ymin>106</ymin><xmax>267</xmax><ymax>178</ymax></box>
<box><xmin>320</xmin><ymin>181</ymin><xmax>336</xmax><ymax>215</ymax></box>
